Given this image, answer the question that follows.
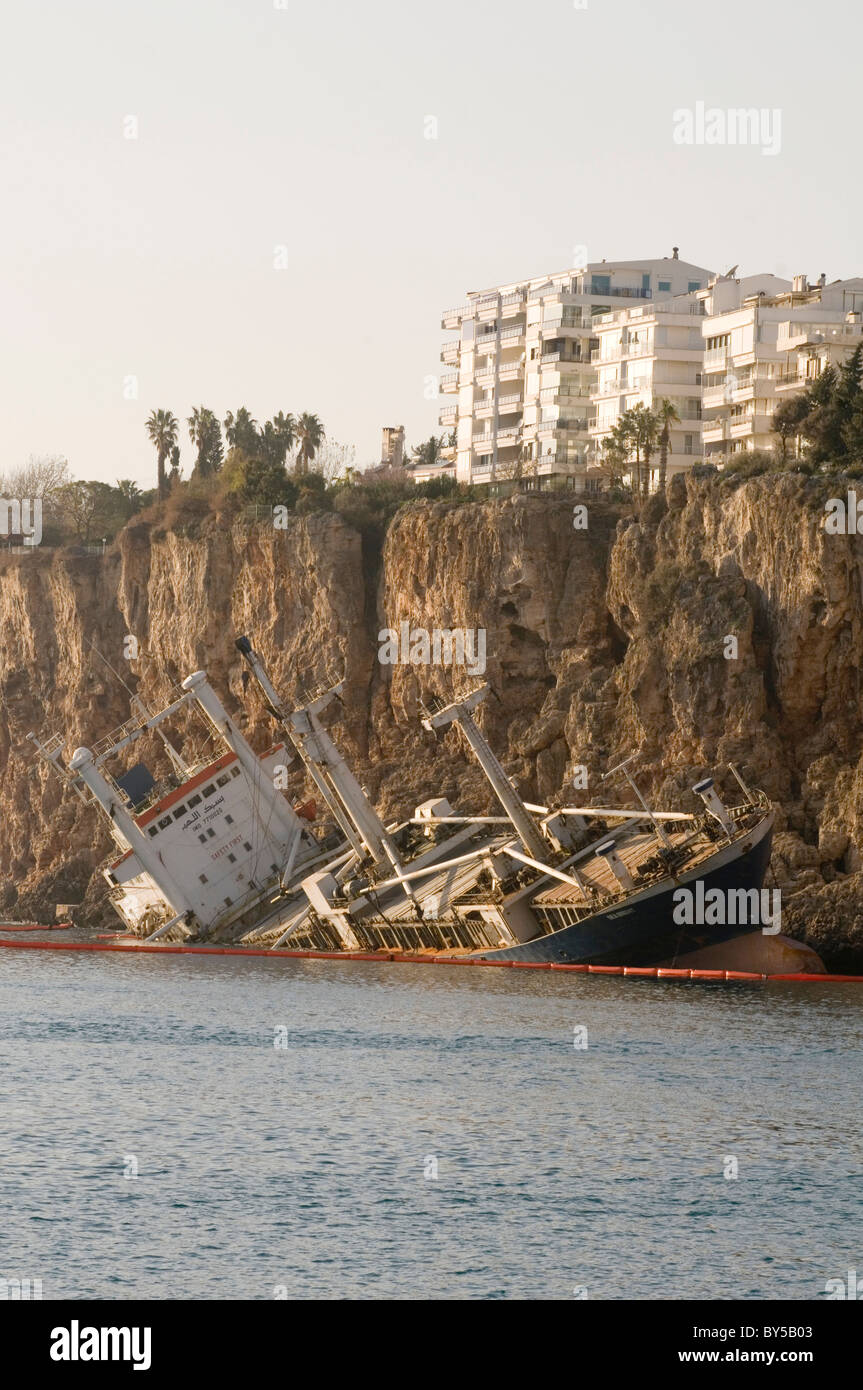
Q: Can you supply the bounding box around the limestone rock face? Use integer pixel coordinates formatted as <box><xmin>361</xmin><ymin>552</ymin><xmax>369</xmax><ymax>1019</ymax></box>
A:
<box><xmin>4</xmin><ymin>472</ymin><xmax>863</xmax><ymax>968</ymax></box>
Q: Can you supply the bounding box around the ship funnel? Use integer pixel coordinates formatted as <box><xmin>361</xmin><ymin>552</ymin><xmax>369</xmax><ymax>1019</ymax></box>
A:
<box><xmin>692</xmin><ymin>778</ymin><xmax>734</xmax><ymax>835</ymax></box>
<box><xmin>595</xmin><ymin>839</ymin><xmax>635</xmax><ymax>891</ymax></box>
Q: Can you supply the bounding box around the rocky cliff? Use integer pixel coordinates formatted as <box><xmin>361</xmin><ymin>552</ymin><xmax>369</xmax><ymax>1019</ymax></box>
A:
<box><xmin>3</xmin><ymin>471</ymin><xmax>863</xmax><ymax>967</ymax></box>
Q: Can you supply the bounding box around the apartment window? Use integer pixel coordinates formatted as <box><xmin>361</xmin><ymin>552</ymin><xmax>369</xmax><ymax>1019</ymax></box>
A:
<box><xmin>659</xmin><ymin>280</ymin><xmax>671</xmax><ymax>293</ymax></box>
<box><xmin>685</xmin><ymin>434</ymin><xmax>694</xmax><ymax>452</ymax></box>
<box><xmin>642</xmin><ymin>274</ymin><xmax>650</xmax><ymax>291</ymax></box>
<box><xmin>591</xmin><ymin>275</ymin><xmax>611</xmax><ymax>295</ymax></box>
<box><xmin>688</xmin><ymin>281</ymin><xmax>701</xmax><ymax>293</ymax></box>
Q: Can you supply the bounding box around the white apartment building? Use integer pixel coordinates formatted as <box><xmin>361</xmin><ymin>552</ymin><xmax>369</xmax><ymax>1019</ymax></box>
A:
<box><xmin>701</xmin><ymin>274</ymin><xmax>863</xmax><ymax>462</ymax></box>
<box><xmin>438</xmin><ymin>250</ymin><xmax>713</xmax><ymax>489</ymax></box>
<box><xmin>588</xmin><ymin>293</ymin><xmax>709</xmax><ymax>488</ymax></box>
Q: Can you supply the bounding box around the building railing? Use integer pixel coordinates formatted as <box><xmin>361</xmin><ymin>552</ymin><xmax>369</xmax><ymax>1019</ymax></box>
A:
<box><xmin>589</xmin><ymin>284</ymin><xmax>652</xmax><ymax>299</ymax></box>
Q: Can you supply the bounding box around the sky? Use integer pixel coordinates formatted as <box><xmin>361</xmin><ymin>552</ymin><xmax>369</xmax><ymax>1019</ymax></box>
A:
<box><xmin>1</xmin><ymin>0</ymin><xmax>860</xmax><ymax>488</ymax></box>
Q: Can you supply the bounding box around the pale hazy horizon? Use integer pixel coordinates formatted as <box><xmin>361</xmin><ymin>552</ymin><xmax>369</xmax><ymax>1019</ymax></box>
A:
<box><xmin>2</xmin><ymin>0</ymin><xmax>860</xmax><ymax>488</ymax></box>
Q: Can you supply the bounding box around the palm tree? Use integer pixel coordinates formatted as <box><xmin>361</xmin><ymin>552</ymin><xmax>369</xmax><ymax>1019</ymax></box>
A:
<box><xmin>259</xmin><ymin>411</ymin><xmax>295</xmax><ymax>466</ymax></box>
<box><xmin>294</xmin><ymin>412</ymin><xmax>325</xmax><ymax>476</ymax></box>
<box><xmin>187</xmin><ymin>407</ymin><xmax>223</xmax><ymax>477</ymax></box>
<box><xmin>145</xmin><ymin>409</ymin><xmax>179</xmax><ymax>500</ymax></box>
<box><xmin>655</xmin><ymin>398</ymin><xmax>680</xmax><ymax>491</ymax></box>
<box><xmin>631</xmin><ymin>403</ymin><xmax>659</xmax><ymax>496</ymax></box>
<box><xmin>115</xmin><ymin>478</ymin><xmax>143</xmax><ymax>519</ymax></box>
<box><xmin>223</xmin><ymin>407</ymin><xmax>260</xmax><ymax>455</ymax></box>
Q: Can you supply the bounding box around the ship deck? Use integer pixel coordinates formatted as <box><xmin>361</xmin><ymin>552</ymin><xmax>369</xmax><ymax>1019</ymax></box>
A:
<box><xmin>531</xmin><ymin>817</ymin><xmax>745</xmax><ymax>910</ymax></box>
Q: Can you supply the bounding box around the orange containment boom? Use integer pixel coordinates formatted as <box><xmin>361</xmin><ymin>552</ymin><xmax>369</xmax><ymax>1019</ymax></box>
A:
<box><xmin>0</xmin><ymin>936</ymin><xmax>861</xmax><ymax>982</ymax></box>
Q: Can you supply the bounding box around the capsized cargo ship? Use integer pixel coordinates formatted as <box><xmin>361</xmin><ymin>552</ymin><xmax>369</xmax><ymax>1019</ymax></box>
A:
<box><xmin>29</xmin><ymin>639</ymin><xmax>824</xmax><ymax>973</ymax></box>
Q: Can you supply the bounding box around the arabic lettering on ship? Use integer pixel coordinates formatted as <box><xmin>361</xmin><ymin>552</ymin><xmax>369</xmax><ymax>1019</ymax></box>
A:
<box><xmin>181</xmin><ymin>794</ymin><xmax>226</xmax><ymax>832</ymax></box>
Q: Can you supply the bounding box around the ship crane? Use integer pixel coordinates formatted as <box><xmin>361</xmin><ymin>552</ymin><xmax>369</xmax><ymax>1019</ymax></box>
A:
<box><xmin>234</xmin><ymin>636</ymin><xmax>418</xmax><ymax>907</ymax></box>
<box><xmin>420</xmin><ymin>685</ymin><xmax>549</xmax><ymax>863</ymax></box>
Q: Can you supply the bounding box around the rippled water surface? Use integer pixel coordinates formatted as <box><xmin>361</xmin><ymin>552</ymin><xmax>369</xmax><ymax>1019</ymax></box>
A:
<box><xmin>1</xmin><ymin>946</ymin><xmax>862</xmax><ymax>1299</ymax></box>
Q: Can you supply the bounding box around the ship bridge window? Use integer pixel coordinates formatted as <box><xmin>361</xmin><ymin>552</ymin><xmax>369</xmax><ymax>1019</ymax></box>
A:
<box><xmin>188</xmin><ymin>794</ymin><xmax>201</xmax><ymax>808</ymax></box>
<box><xmin>227</xmin><ymin>853</ymin><xmax>236</xmax><ymax>863</ymax></box>
<box><xmin>231</xmin><ymin>767</ymin><xmax>241</xmax><ymax>778</ymax></box>
<box><xmin>158</xmin><ymin>816</ymin><xmax>172</xmax><ymax>830</ymax></box>
<box><xmin>148</xmin><ymin>826</ymin><xmax>158</xmax><ymax>838</ymax></box>
<box><xmin>198</xmin><ymin>834</ymin><xmax>207</xmax><ymax>844</ymax></box>
<box><xmin>172</xmin><ymin>805</ymin><xmax>187</xmax><ymax>820</ymax></box>
<box><xmin>199</xmin><ymin>874</ymin><xmax>208</xmax><ymax>884</ymax></box>
<box><xmin>216</xmin><ymin>773</ymin><xmax>230</xmax><ymax>788</ymax></box>
<box><xmin>202</xmin><ymin>785</ymin><xmax>216</xmax><ymax>797</ymax></box>
<box><xmin>243</xmin><ymin>842</ymin><xmax>252</xmax><ymax>852</ymax></box>
<box><xmin>225</xmin><ymin>814</ymin><xmax>234</xmax><ymax>825</ymax></box>
<box><xmin>224</xmin><ymin>896</ymin><xmax>232</xmax><ymax>907</ymax></box>
<box><xmin>207</xmin><ymin>828</ymin><xmax>216</xmax><ymax>839</ymax></box>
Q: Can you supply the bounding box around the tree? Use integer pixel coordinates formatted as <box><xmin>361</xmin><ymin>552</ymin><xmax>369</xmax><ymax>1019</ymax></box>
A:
<box><xmin>55</xmin><ymin>481</ymin><xmax>117</xmax><ymax>544</ymax></box>
<box><xmin>223</xmin><ymin>407</ymin><xmax>260</xmax><ymax>455</ymax></box>
<box><xmin>294</xmin><ymin>413</ymin><xmax>325</xmax><ymax>476</ymax></box>
<box><xmin>232</xmin><ymin>451</ymin><xmax>299</xmax><ymax>510</ymax></box>
<box><xmin>655</xmin><ymin>398</ymin><xmax>680</xmax><ymax>491</ymax></box>
<box><xmin>145</xmin><ymin>409</ymin><xmax>179</xmax><ymax>501</ymax></box>
<box><xmin>772</xmin><ymin>392</ymin><xmax>811</xmax><ymax>462</ymax></box>
<box><xmin>259</xmin><ymin>412</ymin><xmax>295</xmax><ymax>467</ymax></box>
<box><xmin>599</xmin><ymin>426</ymin><xmax>630</xmax><ymax>489</ymax></box>
<box><xmin>187</xmin><ymin>407</ymin><xmax>224</xmax><ymax>477</ymax></box>
<box><xmin>312</xmin><ymin>438</ymin><xmax>357</xmax><ymax>482</ymax></box>
<box><xmin>613</xmin><ymin>404</ymin><xmax>657</xmax><ymax>497</ymax></box>
<box><xmin>0</xmin><ymin>454</ymin><xmax>71</xmax><ymax>502</ymax></box>
<box><xmin>410</xmin><ymin>435</ymin><xmax>445</xmax><ymax>469</ymax></box>
<box><xmin>115</xmin><ymin>479</ymin><xmax>144</xmax><ymax>519</ymax></box>
<box><xmin>630</xmin><ymin>402</ymin><xmax>659</xmax><ymax>496</ymax></box>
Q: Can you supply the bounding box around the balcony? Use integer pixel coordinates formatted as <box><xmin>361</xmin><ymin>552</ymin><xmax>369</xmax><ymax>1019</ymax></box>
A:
<box><xmin>441</xmin><ymin>341</ymin><xmax>460</xmax><ymax>365</ymax></box>
<box><xmin>704</xmin><ymin>348</ymin><xmax>728</xmax><ymax>369</ymax></box>
<box><xmin>537</xmin><ymin>418</ymin><xmax>588</xmax><ymax>433</ymax></box>
<box><xmin>441</xmin><ymin>305</ymin><xmax>469</xmax><ymax>329</ymax></box>
<box><xmin>702</xmin><ymin>419</ymin><xmax>728</xmax><ymax>442</ymax></box>
<box><xmin>438</xmin><ymin>406</ymin><xmax>457</xmax><ymax>427</ymax></box>
<box><xmin>498</xmin><ymin>359</ymin><xmax>524</xmax><ymax>379</ymax></box>
<box><xmin>440</xmin><ymin>372</ymin><xmax>459</xmax><ymax>393</ymax></box>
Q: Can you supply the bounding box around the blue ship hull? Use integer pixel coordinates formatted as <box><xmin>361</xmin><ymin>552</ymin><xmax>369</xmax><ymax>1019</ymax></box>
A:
<box><xmin>472</xmin><ymin>815</ymin><xmax>774</xmax><ymax>965</ymax></box>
